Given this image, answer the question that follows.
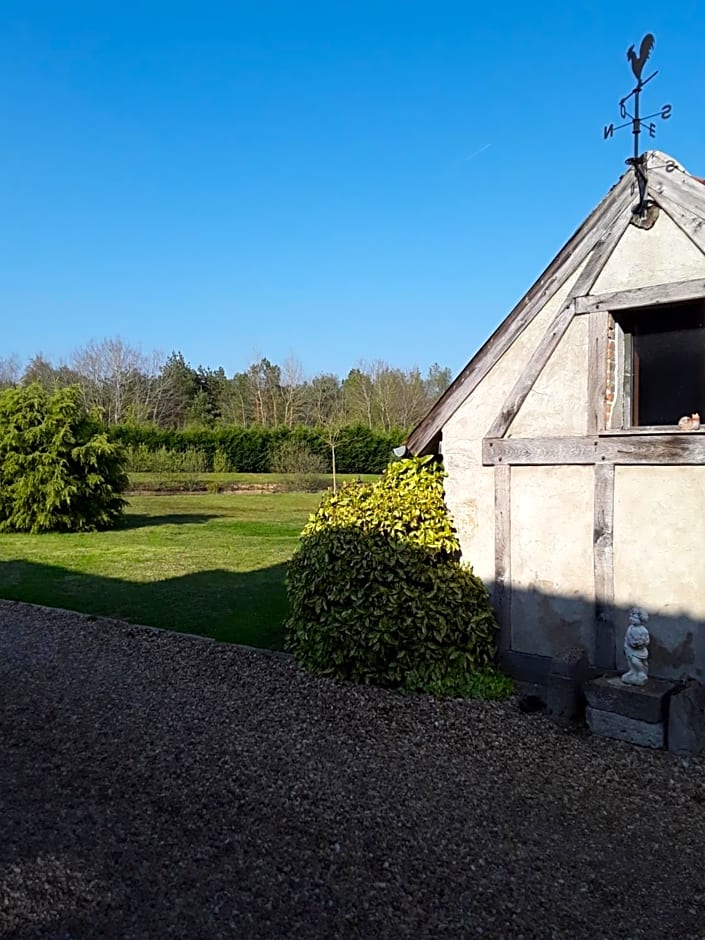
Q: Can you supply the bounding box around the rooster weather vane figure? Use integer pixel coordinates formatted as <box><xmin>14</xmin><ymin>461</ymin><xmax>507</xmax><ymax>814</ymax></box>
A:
<box><xmin>603</xmin><ymin>33</ymin><xmax>672</xmax><ymax>216</ymax></box>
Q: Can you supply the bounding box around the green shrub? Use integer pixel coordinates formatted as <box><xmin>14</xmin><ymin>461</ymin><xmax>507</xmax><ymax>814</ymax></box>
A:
<box><xmin>268</xmin><ymin>438</ymin><xmax>327</xmax><ymax>491</ymax></box>
<box><xmin>123</xmin><ymin>442</ymin><xmax>154</xmax><ymax>472</ymax></box>
<box><xmin>109</xmin><ymin>424</ymin><xmax>406</xmax><ymax>474</ymax></box>
<box><xmin>0</xmin><ymin>384</ymin><xmax>128</xmax><ymax>533</ymax></box>
<box><xmin>269</xmin><ymin>438</ymin><xmax>327</xmax><ymax>475</ymax></box>
<box><xmin>285</xmin><ymin>456</ymin><xmax>500</xmax><ymax>694</ymax></box>
<box><xmin>124</xmin><ymin>444</ymin><xmax>208</xmax><ymax>474</ymax></box>
<box><xmin>212</xmin><ymin>446</ymin><xmax>231</xmax><ymax>473</ymax></box>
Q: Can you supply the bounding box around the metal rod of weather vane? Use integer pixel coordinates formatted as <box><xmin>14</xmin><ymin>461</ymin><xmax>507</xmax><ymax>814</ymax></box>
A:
<box><xmin>633</xmin><ymin>82</ymin><xmax>640</xmax><ymax>161</ymax></box>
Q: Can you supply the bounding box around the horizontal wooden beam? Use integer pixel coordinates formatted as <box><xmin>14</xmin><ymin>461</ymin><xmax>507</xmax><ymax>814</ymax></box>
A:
<box><xmin>483</xmin><ymin>433</ymin><xmax>705</xmax><ymax>466</ymax></box>
<box><xmin>575</xmin><ymin>278</ymin><xmax>705</xmax><ymax>315</ymax></box>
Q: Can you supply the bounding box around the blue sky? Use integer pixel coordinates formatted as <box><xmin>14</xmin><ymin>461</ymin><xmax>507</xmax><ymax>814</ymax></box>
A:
<box><xmin>1</xmin><ymin>1</ymin><xmax>703</xmax><ymax>379</ymax></box>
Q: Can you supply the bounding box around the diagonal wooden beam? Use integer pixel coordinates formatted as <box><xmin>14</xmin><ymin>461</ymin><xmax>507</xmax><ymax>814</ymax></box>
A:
<box><xmin>486</xmin><ymin>205</ymin><xmax>632</xmax><ymax>440</ymax></box>
<box><xmin>406</xmin><ymin>173</ymin><xmax>635</xmax><ymax>454</ymax></box>
<box><xmin>651</xmin><ymin>172</ymin><xmax>705</xmax><ymax>258</ymax></box>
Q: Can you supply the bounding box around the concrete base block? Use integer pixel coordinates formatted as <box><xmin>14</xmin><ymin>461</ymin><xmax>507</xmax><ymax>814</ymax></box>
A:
<box><xmin>584</xmin><ymin>675</ymin><xmax>676</xmax><ymax>723</ymax></box>
<box><xmin>546</xmin><ymin>647</ymin><xmax>589</xmax><ymax>727</ymax></box>
<box><xmin>586</xmin><ymin>706</ymin><xmax>664</xmax><ymax>749</ymax></box>
<box><xmin>669</xmin><ymin>680</ymin><xmax>705</xmax><ymax>757</ymax></box>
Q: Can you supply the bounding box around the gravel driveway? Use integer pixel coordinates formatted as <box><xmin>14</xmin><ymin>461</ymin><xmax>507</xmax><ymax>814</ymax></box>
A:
<box><xmin>2</xmin><ymin>599</ymin><xmax>704</xmax><ymax>939</ymax></box>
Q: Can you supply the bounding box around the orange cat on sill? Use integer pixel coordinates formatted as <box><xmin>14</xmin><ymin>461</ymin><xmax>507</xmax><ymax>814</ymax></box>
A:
<box><xmin>678</xmin><ymin>412</ymin><xmax>701</xmax><ymax>430</ymax></box>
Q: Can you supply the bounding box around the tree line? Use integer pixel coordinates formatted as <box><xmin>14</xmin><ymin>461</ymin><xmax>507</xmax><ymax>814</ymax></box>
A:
<box><xmin>0</xmin><ymin>340</ymin><xmax>451</xmax><ymax>432</ymax></box>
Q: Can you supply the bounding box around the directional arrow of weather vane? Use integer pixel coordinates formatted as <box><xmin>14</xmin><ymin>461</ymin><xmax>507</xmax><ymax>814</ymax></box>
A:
<box><xmin>603</xmin><ymin>33</ymin><xmax>673</xmax><ymax>214</ymax></box>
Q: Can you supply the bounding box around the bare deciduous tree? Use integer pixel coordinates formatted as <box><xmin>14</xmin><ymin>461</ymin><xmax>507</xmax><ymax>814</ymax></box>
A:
<box><xmin>0</xmin><ymin>355</ymin><xmax>20</xmax><ymax>389</ymax></box>
<box><xmin>281</xmin><ymin>355</ymin><xmax>305</xmax><ymax>428</ymax></box>
<box><xmin>71</xmin><ymin>337</ymin><xmax>150</xmax><ymax>425</ymax></box>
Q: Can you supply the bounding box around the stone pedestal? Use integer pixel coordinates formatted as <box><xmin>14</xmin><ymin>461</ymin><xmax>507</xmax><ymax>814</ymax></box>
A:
<box><xmin>584</xmin><ymin>675</ymin><xmax>677</xmax><ymax>749</ymax></box>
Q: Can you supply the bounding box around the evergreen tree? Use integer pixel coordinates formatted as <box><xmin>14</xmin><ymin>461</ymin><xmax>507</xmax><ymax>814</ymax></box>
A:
<box><xmin>0</xmin><ymin>384</ymin><xmax>128</xmax><ymax>533</ymax></box>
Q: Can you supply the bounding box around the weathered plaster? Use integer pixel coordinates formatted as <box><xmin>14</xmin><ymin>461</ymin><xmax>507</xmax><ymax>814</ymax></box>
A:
<box><xmin>613</xmin><ymin>466</ymin><xmax>705</xmax><ymax>680</ymax></box>
<box><xmin>508</xmin><ymin>315</ymin><xmax>589</xmax><ymax>438</ymax></box>
<box><xmin>444</xmin><ymin>264</ymin><xmax>586</xmax><ymax>442</ymax></box>
<box><xmin>442</xmin><ymin>265</ymin><xmax>587</xmax><ymax>578</ymax></box>
<box><xmin>592</xmin><ymin>211</ymin><xmax>705</xmax><ymax>295</ymax></box>
<box><xmin>442</xmin><ymin>445</ymin><xmax>495</xmax><ymax>583</ymax></box>
<box><xmin>509</xmin><ymin>466</ymin><xmax>595</xmax><ymax>658</ymax></box>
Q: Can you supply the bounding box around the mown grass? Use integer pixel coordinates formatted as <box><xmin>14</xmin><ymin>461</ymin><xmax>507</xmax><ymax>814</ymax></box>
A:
<box><xmin>0</xmin><ymin>493</ymin><xmax>322</xmax><ymax>649</ymax></box>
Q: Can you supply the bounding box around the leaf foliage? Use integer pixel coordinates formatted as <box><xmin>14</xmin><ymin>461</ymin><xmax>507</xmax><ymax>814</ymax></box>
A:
<box><xmin>286</xmin><ymin>456</ymin><xmax>500</xmax><ymax>693</ymax></box>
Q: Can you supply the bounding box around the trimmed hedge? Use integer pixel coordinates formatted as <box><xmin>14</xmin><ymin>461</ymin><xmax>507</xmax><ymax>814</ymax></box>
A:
<box><xmin>109</xmin><ymin>424</ymin><xmax>405</xmax><ymax>474</ymax></box>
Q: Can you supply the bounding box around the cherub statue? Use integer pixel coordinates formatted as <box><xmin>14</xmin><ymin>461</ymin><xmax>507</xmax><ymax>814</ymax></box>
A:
<box><xmin>622</xmin><ymin>607</ymin><xmax>650</xmax><ymax>686</ymax></box>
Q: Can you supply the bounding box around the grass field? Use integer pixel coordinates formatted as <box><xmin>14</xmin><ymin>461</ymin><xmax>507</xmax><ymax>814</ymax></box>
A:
<box><xmin>0</xmin><ymin>493</ymin><xmax>323</xmax><ymax>649</ymax></box>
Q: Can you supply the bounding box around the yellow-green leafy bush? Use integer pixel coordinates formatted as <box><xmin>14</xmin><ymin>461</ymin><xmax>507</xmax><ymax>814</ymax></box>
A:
<box><xmin>286</xmin><ymin>456</ymin><xmax>499</xmax><ymax>693</ymax></box>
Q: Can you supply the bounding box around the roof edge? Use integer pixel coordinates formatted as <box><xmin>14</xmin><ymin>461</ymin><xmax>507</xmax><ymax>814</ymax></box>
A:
<box><xmin>406</xmin><ymin>165</ymin><xmax>637</xmax><ymax>454</ymax></box>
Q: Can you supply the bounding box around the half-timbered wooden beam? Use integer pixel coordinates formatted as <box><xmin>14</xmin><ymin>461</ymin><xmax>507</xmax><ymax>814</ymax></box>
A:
<box><xmin>482</xmin><ymin>433</ymin><xmax>705</xmax><ymax>466</ymax></box>
<box><xmin>406</xmin><ymin>173</ymin><xmax>635</xmax><ymax>454</ymax></box>
<box><xmin>494</xmin><ymin>463</ymin><xmax>511</xmax><ymax>654</ymax></box>
<box><xmin>593</xmin><ymin>463</ymin><xmax>615</xmax><ymax>670</ymax></box>
<box><xmin>486</xmin><ymin>202</ymin><xmax>632</xmax><ymax>440</ymax></box>
<box><xmin>586</xmin><ymin>310</ymin><xmax>609</xmax><ymax>435</ymax></box>
<box><xmin>651</xmin><ymin>172</ymin><xmax>705</xmax><ymax>258</ymax></box>
<box><xmin>575</xmin><ymin>277</ymin><xmax>705</xmax><ymax>315</ymax></box>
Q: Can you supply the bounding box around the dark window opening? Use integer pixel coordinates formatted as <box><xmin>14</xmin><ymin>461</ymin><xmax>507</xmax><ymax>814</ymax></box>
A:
<box><xmin>617</xmin><ymin>300</ymin><xmax>705</xmax><ymax>426</ymax></box>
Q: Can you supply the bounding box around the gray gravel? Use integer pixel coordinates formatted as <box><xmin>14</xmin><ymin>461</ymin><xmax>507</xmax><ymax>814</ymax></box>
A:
<box><xmin>1</xmin><ymin>599</ymin><xmax>705</xmax><ymax>940</ymax></box>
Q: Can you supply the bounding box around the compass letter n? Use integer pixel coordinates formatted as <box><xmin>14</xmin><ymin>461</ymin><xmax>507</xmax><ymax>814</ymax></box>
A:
<box><xmin>603</xmin><ymin>123</ymin><xmax>615</xmax><ymax>140</ymax></box>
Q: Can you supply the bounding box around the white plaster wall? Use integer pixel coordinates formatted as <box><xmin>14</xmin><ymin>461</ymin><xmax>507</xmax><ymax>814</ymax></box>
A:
<box><xmin>508</xmin><ymin>315</ymin><xmax>589</xmax><ymax>437</ymax></box>
<box><xmin>444</xmin><ymin>264</ymin><xmax>586</xmax><ymax>442</ymax></box>
<box><xmin>509</xmin><ymin>466</ymin><xmax>595</xmax><ymax>658</ymax></box>
<box><xmin>442</xmin><ymin>265</ymin><xmax>586</xmax><ymax>580</ymax></box>
<box><xmin>442</xmin><ymin>445</ymin><xmax>495</xmax><ymax>583</ymax></box>
<box><xmin>614</xmin><ymin>466</ymin><xmax>705</xmax><ymax>680</ymax></box>
<box><xmin>592</xmin><ymin>211</ymin><xmax>705</xmax><ymax>294</ymax></box>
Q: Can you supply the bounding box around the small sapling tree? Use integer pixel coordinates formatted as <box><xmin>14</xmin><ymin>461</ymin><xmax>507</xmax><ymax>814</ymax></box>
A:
<box><xmin>0</xmin><ymin>383</ymin><xmax>128</xmax><ymax>533</ymax></box>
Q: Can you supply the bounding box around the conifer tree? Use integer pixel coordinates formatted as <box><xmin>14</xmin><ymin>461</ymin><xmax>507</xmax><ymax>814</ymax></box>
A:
<box><xmin>0</xmin><ymin>384</ymin><xmax>128</xmax><ymax>533</ymax></box>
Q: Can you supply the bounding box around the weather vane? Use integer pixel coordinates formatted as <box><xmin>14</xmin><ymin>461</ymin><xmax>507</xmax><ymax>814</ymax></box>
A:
<box><xmin>603</xmin><ymin>34</ymin><xmax>672</xmax><ymax>216</ymax></box>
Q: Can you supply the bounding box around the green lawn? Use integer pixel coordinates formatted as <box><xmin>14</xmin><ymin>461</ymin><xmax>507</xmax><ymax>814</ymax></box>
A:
<box><xmin>0</xmin><ymin>493</ymin><xmax>322</xmax><ymax>649</ymax></box>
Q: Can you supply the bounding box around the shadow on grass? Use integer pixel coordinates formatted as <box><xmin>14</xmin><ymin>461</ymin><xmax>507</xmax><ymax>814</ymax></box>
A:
<box><xmin>116</xmin><ymin>512</ymin><xmax>220</xmax><ymax>530</ymax></box>
<box><xmin>0</xmin><ymin>559</ymin><xmax>290</xmax><ymax>650</ymax></box>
